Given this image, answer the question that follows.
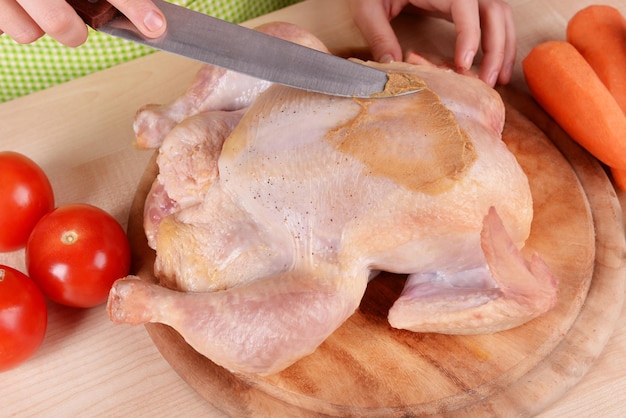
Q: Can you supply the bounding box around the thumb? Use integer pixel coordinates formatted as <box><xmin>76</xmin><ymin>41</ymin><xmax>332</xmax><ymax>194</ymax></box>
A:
<box><xmin>366</xmin><ymin>25</ymin><xmax>403</xmax><ymax>63</ymax></box>
<box><xmin>109</xmin><ymin>0</ymin><xmax>167</xmax><ymax>38</ymax></box>
<box><xmin>349</xmin><ymin>4</ymin><xmax>402</xmax><ymax>62</ymax></box>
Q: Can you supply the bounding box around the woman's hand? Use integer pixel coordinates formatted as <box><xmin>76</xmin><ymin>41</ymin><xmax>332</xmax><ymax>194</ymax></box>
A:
<box><xmin>0</xmin><ymin>0</ymin><xmax>167</xmax><ymax>46</ymax></box>
<box><xmin>347</xmin><ymin>0</ymin><xmax>516</xmax><ymax>86</ymax></box>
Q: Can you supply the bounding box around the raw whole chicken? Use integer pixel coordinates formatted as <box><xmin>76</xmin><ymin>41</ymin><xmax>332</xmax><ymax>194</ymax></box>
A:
<box><xmin>107</xmin><ymin>22</ymin><xmax>558</xmax><ymax>376</ymax></box>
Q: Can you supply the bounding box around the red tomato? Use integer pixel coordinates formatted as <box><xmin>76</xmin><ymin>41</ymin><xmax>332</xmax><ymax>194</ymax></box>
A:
<box><xmin>25</xmin><ymin>204</ymin><xmax>131</xmax><ymax>308</ymax></box>
<box><xmin>0</xmin><ymin>151</ymin><xmax>55</xmax><ymax>252</ymax></box>
<box><xmin>0</xmin><ymin>265</ymin><xmax>48</xmax><ymax>372</ymax></box>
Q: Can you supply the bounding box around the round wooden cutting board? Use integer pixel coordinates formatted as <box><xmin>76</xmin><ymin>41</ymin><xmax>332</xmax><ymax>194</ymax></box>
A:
<box><xmin>126</xmin><ymin>86</ymin><xmax>625</xmax><ymax>417</ymax></box>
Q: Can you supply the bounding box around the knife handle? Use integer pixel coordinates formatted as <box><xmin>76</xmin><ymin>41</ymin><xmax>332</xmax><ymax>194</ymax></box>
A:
<box><xmin>66</xmin><ymin>0</ymin><xmax>119</xmax><ymax>29</ymax></box>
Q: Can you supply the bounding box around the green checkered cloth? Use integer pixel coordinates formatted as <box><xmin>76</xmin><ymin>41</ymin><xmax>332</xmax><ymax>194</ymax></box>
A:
<box><xmin>0</xmin><ymin>0</ymin><xmax>299</xmax><ymax>102</ymax></box>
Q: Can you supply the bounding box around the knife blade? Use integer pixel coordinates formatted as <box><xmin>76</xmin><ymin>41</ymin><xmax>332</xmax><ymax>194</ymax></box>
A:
<box><xmin>66</xmin><ymin>0</ymin><xmax>390</xmax><ymax>97</ymax></box>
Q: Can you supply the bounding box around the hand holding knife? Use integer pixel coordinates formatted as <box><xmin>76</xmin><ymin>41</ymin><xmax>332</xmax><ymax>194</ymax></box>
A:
<box><xmin>66</xmin><ymin>0</ymin><xmax>393</xmax><ymax>98</ymax></box>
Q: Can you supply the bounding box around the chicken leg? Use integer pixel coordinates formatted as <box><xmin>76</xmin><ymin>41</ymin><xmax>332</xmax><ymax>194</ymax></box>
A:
<box><xmin>108</xmin><ymin>263</ymin><xmax>368</xmax><ymax>375</ymax></box>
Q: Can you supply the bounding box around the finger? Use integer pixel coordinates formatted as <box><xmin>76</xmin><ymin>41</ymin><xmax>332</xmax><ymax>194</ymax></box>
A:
<box><xmin>497</xmin><ymin>5</ymin><xmax>517</xmax><ymax>85</ymax></box>
<box><xmin>347</xmin><ymin>0</ymin><xmax>403</xmax><ymax>62</ymax></box>
<box><xmin>449</xmin><ymin>0</ymin><xmax>482</xmax><ymax>71</ymax></box>
<box><xmin>13</xmin><ymin>0</ymin><xmax>87</xmax><ymax>46</ymax></box>
<box><xmin>477</xmin><ymin>1</ymin><xmax>513</xmax><ymax>86</ymax></box>
<box><xmin>108</xmin><ymin>0</ymin><xmax>166</xmax><ymax>38</ymax></box>
<box><xmin>0</xmin><ymin>0</ymin><xmax>44</xmax><ymax>43</ymax></box>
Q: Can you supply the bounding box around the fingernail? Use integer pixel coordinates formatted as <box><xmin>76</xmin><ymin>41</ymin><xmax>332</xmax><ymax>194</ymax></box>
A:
<box><xmin>463</xmin><ymin>51</ymin><xmax>475</xmax><ymax>70</ymax></box>
<box><xmin>144</xmin><ymin>10</ymin><xmax>164</xmax><ymax>32</ymax></box>
<box><xmin>379</xmin><ymin>54</ymin><xmax>394</xmax><ymax>64</ymax></box>
<box><xmin>488</xmin><ymin>71</ymin><xmax>498</xmax><ymax>87</ymax></box>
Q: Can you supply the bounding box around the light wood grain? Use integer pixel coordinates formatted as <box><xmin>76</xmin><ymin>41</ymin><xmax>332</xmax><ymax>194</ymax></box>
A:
<box><xmin>0</xmin><ymin>0</ymin><xmax>625</xmax><ymax>417</ymax></box>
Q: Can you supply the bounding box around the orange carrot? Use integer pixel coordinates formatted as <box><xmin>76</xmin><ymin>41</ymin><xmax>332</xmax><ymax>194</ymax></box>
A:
<box><xmin>610</xmin><ymin>167</ymin><xmax>626</xmax><ymax>192</ymax></box>
<box><xmin>567</xmin><ymin>5</ymin><xmax>626</xmax><ymax>191</ymax></box>
<box><xmin>522</xmin><ymin>41</ymin><xmax>626</xmax><ymax>170</ymax></box>
<box><xmin>567</xmin><ymin>5</ymin><xmax>626</xmax><ymax>114</ymax></box>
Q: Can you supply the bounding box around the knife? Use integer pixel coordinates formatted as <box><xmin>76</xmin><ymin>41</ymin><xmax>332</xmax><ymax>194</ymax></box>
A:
<box><xmin>66</xmin><ymin>0</ymin><xmax>390</xmax><ymax>97</ymax></box>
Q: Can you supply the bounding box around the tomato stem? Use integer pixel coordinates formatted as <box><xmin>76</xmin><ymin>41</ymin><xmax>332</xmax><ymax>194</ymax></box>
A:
<box><xmin>61</xmin><ymin>230</ymin><xmax>79</xmax><ymax>245</ymax></box>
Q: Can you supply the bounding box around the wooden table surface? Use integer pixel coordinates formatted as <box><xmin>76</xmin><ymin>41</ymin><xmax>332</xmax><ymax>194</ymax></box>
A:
<box><xmin>1</xmin><ymin>0</ymin><xmax>624</xmax><ymax>416</ymax></box>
